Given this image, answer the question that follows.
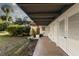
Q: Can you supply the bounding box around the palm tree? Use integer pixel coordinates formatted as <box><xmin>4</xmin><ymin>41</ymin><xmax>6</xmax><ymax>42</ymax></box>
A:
<box><xmin>1</xmin><ymin>5</ymin><xmax>13</xmax><ymax>22</ymax></box>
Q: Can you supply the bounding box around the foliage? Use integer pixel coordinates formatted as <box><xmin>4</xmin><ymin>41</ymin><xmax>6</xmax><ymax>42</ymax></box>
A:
<box><xmin>0</xmin><ymin>16</ymin><xmax>13</xmax><ymax>23</ymax></box>
<box><xmin>1</xmin><ymin>5</ymin><xmax>13</xmax><ymax>14</ymax></box>
<box><xmin>14</xmin><ymin>18</ymin><xmax>31</xmax><ymax>25</ymax></box>
<box><xmin>14</xmin><ymin>18</ymin><xmax>23</xmax><ymax>25</ymax></box>
<box><xmin>0</xmin><ymin>19</ymin><xmax>8</xmax><ymax>31</ymax></box>
<box><xmin>6</xmin><ymin>24</ymin><xmax>31</xmax><ymax>36</ymax></box>
<box><xmin>0</xmin><ymin>15</ymin><xmax>6</xmax><ymax>21</ymax></box>
<box><xmin>0</xmin><ymin>5</ymin><xmax>32</xmax><ymax>37</ymax></box>
<box><xmin>1</xmin><ymin>5</ymin><xmax>13</xmax><ymax>22</ymax></box>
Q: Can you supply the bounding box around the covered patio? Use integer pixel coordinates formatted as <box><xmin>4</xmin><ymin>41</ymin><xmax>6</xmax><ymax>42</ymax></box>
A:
<box><xmin>17</xmin><ymin>3</ymin><xmax>74</xmax><ymax>56</ymax></box>
<box><xmin>1</xmin><ymin>3</ymin><xmax>79</xmax><ymax>56</ymax></box>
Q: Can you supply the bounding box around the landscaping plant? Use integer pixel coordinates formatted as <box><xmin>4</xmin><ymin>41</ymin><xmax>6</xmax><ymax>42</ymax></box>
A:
<box><xmin>6</xmin><ymin>24</ymin><xmax>31</xmax><ymax>36</ymax></box>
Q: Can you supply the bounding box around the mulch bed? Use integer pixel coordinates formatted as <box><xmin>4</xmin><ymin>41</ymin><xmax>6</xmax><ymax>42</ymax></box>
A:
<box><xmin>15</xmin><ymin>39</ymin><xmax>38</xmax><ymax>56</ymax></box>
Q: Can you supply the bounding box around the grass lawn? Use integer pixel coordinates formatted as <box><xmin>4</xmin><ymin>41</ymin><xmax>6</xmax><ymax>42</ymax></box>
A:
<box><xmin>0</xmin><ymin>31</ymin><xmax>9</xmax><ymax>36</ymax></box>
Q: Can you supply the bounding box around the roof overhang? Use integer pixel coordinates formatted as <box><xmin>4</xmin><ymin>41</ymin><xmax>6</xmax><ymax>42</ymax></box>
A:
<box><xmin>17</xmin><ymin>3</ymin><xmax>74</xmax><ymax>26</ymax></box>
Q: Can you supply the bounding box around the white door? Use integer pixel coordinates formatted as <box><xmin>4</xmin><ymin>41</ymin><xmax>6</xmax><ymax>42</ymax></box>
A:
<box><xmin>58</xmin><ymin>19</ymin><xmax>67</xmax><ymax>52</ymax></box>
<box><xmin>68</xmin><ymin>13</ymin><xmax>79</xmax><ymax>55</ymax></box>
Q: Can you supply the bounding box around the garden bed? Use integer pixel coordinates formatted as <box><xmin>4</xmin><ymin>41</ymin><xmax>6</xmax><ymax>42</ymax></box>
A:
<box><xmin>13</xmin><ymin>39</ymin><xmax>38</xmax><ymax>56</ymax></box>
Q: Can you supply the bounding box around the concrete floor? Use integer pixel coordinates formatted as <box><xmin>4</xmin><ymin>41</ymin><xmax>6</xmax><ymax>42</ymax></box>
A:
<box><xmin>33</xmin><ymin>36</ymin><xmax>68</xmax><ymax>56</ymax></box>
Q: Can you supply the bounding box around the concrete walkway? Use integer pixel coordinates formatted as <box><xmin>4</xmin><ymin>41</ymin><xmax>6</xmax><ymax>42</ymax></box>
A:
<box><xmin>33</xmin><ymin>36</ymin><xmax>68</xmax><ymax>56</ymax></box>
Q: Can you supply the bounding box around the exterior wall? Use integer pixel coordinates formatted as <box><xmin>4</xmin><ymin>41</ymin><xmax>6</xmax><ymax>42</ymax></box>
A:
<box><xmin>39</xmin><ymin>26</ymin><xmax>45</xmax><ymax>34</ymax></box>
<box><xmin>45</xmin><ymin>4</ymin><xmax>79</xmax><ymax>56</ymax></box>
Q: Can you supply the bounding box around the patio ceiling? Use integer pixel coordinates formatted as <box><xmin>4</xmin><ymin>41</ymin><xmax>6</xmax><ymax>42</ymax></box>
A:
<box><xmin>17</xmin><ymin>3</ymin><xmax>74</xmax><ymax>25</ymax></box>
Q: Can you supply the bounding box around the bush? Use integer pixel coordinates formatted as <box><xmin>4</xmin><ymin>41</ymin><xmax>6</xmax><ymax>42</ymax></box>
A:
<box><xmin>6</xmin><ymin>24</ymin><xmax>31</xmax><ymax>36</ymax></box>
<box><xmin>0</xmin><ymin>19</ymin><xmax>8</xmax><ymax>31</ymax></box>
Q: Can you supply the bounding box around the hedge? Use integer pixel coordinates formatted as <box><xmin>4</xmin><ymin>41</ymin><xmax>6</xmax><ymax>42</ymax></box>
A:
<box><xmin>6</xmin><ymin>24</ymin><xmax>31</xmax><ymax>36</ymax></box>
<box><xmin>0</xmin><ymin>20</ymin><xmax>8</xmax><ymax>31</ymax></box>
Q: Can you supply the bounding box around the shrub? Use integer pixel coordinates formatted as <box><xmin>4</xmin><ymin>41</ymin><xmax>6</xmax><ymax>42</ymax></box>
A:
<box><xmin>0</xmin><ymin>15</ymin><xmax>6</xmax><ymax>21</ymax></box>
<box><xmin>0</xmin><ymin>19</ymin><xmax>8</xmax><ymax>31</ymax></box>
<box><xmin>6</xmin><ymin>24</ymin><xmax>31</xmax><ymax>36</ymax></box>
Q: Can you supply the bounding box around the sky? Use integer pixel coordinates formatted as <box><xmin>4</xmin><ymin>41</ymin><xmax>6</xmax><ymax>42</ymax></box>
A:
<box><xmin>0</xmin><ymin>3</ymin><xmax>32</xmax><ymax>22</ymax></box>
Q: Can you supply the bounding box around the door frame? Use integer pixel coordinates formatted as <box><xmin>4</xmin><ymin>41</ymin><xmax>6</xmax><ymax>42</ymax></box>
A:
<box><xmin>58</xmin><ymin>17</ymin><xmax>68</xmax><ymax>52</ymax></box>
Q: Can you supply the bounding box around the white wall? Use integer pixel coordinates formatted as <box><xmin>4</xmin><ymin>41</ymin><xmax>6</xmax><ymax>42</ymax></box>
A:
<box><xmin>45</xmin><ymin>4</ymin><xmax>79</xmax><ymax>56</ymax></box>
